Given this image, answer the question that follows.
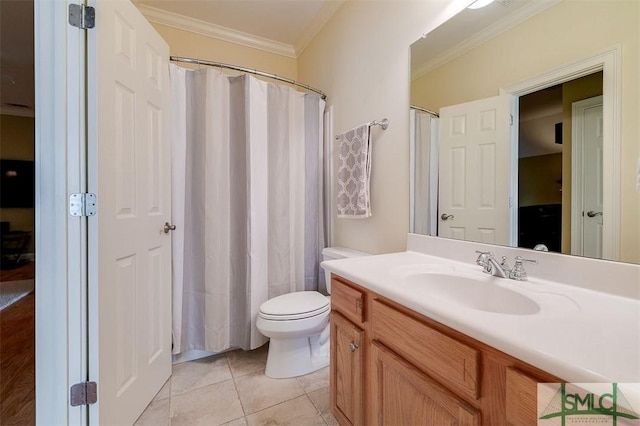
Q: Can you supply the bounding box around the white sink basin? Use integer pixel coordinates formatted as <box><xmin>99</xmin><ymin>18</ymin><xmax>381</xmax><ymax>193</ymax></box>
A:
<box><xmin>402</xmin><ymin>272</ymin><xmax>541</xmax><ymax>315</ymax></box>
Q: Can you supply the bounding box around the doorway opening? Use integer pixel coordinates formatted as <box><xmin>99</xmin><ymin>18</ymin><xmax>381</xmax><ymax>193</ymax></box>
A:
<box><xmin>503</xmin><ymin>46</ymin><xmax>620</xmax><ymax>261</ymax></box>
<box><xmin>0</xmin><ymin>0</ymin><xmax>36</xmax><ymax>423</ymax></box>
<box><xmin>517</xmin><ymin>72</ymin><xmax>603</xmax><ymax>257</ymax></box>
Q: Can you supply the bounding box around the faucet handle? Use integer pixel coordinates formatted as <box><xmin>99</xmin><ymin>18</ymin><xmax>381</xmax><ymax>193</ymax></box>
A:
<box><xmin>510</xmin><ymin>256</ymin><xmax>538</xmax><ymax>281</ymax></box>
<box><xmin>475</xmin><ymin>250</ymin><xmax>493</xmax><ymax>266</ymax></box>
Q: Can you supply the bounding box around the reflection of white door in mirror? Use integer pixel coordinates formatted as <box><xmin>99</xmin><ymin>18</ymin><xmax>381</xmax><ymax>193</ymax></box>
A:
<box><xmin>572</xmin><ymin>96</ymin><xmax>604</xmax><ymax>259</ymax></box>
<box><xmin>437</xmin><ymin>94</ymin><xmax>514</xmax><ymax>246</ymax></box>
<box><xmin>410</xmin><ymin>0</ymin><xmax>635</xmax><ymax>263</ymax></box>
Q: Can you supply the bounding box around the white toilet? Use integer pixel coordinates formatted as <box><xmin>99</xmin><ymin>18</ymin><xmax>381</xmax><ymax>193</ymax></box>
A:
<box><xmin>256</xmin><ymin>246</ymin><xmax>369</xmax><ymax>378</ymax></box>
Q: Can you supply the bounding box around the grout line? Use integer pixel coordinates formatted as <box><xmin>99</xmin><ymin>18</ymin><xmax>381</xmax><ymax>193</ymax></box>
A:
<box><xmin>169</xmin><ymin>353</ymin><xmax>233</xmax><ymax>398</ymax></box>
<box><xmin>243</xmin><ymin>394</ymin><xmax>317</xmax><ymax>419</ymax></box>
<box><xmin>220</xmin><ymin>348</ymin><xmax>331</xmax><ymax>424</ymax></box>
<box><xmin>225</xmin><ymin>351</ymin><xmax>249</xmax><ymax>418</ymax></box>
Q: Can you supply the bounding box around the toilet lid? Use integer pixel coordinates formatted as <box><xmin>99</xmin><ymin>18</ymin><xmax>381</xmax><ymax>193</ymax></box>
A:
<box><xmin>259</xmin><ymin>291</ymin><xmax>330</xmax><ymax>321</ymax></box>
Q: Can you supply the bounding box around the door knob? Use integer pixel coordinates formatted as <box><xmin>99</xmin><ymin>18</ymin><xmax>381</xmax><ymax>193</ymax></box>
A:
<box><xmin>349</xmin><ymin>342</ymin><xmax>359</xmax><ymax>352</ymax></box>
<box><xmin>440</xmin><ymin>213</ymin><xmax>454</xmax><ymax>221</ymax></box>
<box><xmin>586</xmin><ymin>211</ymin><xmax>603</xmax><ymax>218</ymax></box>
<box><xmin>164</xmin><ymin>222</ymin><xmax>177</xmax><ymax>233</ymax></box>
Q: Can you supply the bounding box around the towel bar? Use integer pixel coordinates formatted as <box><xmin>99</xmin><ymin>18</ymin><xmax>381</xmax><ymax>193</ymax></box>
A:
<box><xmin>370</xmin><ymin>118</ymin><xmax>389</xmax><ymax>130</ymax></box>
<box><xmin>335</xmin><ymin>118</ymin><xmax>389</xmax><ymax>139</ymax></box>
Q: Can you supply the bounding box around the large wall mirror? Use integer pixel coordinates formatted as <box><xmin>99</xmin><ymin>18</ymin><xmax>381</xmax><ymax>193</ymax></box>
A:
<box><xmin>409</xmin><ymin>0</ymin><xmax>639</xmax><ymax>264</ymax></box>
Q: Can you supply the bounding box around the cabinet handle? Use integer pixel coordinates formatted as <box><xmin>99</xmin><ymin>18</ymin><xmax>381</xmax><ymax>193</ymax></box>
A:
<box><xmin>349</xmin><ymin>342</ymin><xmax>359</xmax><ymax>352</ymax></box>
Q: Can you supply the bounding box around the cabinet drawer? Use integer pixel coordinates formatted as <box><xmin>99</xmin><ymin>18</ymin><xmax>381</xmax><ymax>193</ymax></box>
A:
<box><xmin>331</xmin><ymin>278</ymin><xmax>365</xmax><ymax>324</ymax></box>
<box><xmin>372</xmin><ymin>299</ymin><xmax>480</xmax><ymax>400</ymax></box>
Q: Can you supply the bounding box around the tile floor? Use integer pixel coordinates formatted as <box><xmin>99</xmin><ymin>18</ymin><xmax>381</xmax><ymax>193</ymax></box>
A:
<box><xmin>135</xmin><ymin>344</ymin><xmax>337</xmax><ymax>426</ymax></box>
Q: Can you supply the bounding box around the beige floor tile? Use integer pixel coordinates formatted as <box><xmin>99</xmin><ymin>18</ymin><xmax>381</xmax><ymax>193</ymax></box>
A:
<box><xmin>308</xmin><ymin>387</ymin><xmax>338</xmax><ymax>426</ymax></box>
<box><xmin>171</xmin><ymin>353</ymin><xmax>232</xmax><ymax>396</ymax></box>
<box><xmin>235</xmin><ymin>370</ymin><xmax>305</xmax><ymax>414</ymax></box>
<box><xmin>245</xmin><ymin>395</ymin><xmax>326</xmax><ymax>426</ymax></box>
<box><xmin>170</xmin><ymin>379</ymin><xmax>244</xmax><ymax>426</ymax></box>
<box><xmin>154</xmin><ymin>377</ymin><xmax>171</xmax><ymax>401</ymax></box>
<box><xmin>134</xmin><ymin>397</ymin><xmax>170</xmax><ymax>426</ymax></box>
<box><xmin>226</xmin><ymin>344</ymin><xmax>268</xmax><ymax>378</ymax></box>
<box><xmin>296</xmin><ymin>367</ymin><xmax>329</xmax><ymax>394</ymax></box>
<box><xmin>221</xmin><ymin>417</ymin><xmax>248</xmax><ymax>426</ymax></box>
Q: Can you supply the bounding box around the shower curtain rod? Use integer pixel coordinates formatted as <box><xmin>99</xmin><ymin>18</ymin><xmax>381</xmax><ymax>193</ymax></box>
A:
<box><xmin>410</xmin><ymin>104</ymin><xmax>439</xmax><ymax>118</ymax></box>
<box><xmin>170</xmin><ymin>56</ymin><xmax>328</xmax><ymax>100</ymax></box>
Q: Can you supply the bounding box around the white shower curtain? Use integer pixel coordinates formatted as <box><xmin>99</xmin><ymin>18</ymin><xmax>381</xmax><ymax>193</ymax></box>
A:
<box><xmin>410</xmin><ymin>109</ymin><xmax>439</xmax><ymax>236</ymax></box>
<box><xmin>170</xmin><ymin>65</ymin><xmax>326</xmax><ymax>354</ymax></box>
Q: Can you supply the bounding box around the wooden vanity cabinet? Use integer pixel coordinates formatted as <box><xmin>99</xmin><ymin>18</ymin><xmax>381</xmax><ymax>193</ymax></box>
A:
<box><xmin>330</xmin><ymin>278</ymin><xmax>366</xmax><ymax>426</ymax></box>
<box><xmin>371</xmin><ymin>342</ymin><xmax>480</xmax><ymax>425</ymax></box>
<box><xmin>329</xmin><ymin>274</ymin><xmax>562</xmax><ymax>426</ymax></box>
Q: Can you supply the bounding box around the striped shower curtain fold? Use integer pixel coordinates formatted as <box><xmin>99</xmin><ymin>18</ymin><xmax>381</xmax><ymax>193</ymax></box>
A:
<box><xmin>170</xmin><ymin>65</ymin><xmax>326</xmax><ymax>354</ymax></box>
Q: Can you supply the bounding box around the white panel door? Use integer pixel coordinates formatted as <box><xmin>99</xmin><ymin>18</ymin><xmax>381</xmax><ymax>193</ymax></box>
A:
<box><xmin>581</xmin><ymin>103</ymin><xmax>604</xmax><ymax>258</ymax></box>
<box><xmin>572</xmin><ymin>96</ymin><xmax>604</xmax><ymax>259</ymax></box>
<box><xmin>438</xmin><ymin>95</ymin><xmax>513</xmax><ymax>245</ymax></box>
<box><xmin>87</xmin><ymin>1</ymin><xmax>171</xmax><ymax>424</ymax></box>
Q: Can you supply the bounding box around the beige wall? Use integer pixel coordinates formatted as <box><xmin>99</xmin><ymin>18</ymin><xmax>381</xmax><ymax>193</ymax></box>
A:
<box><xmin>411</xmin><ymin>0</ymin><xmax>639</xmax><ymax>263</ymax></box>
<box><xmin>149</xmin><ymin>1</ymin><xmax>466</xmax><ymax>255</ymax></box>
<box><xmin>151</xmin><ymin>23</ymin><xmax>298</xmax><ymax>80</ymax></box>
<box><xmin>151</xmin><ymin>0</ymin><xmax>639</xmax><ymax>262</ymax></box>
<box><xmin>298</xmin><ymin>0</ymin><xmax>459</xmax><ymax>254</ymax></box>
<box><xmin>0</xmin><ymin>114</ymin><xmax>35</xmax><ymax>253</ymax></box>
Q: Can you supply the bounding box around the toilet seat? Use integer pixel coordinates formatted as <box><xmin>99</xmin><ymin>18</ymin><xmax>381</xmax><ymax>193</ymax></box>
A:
<box><xmin>259</xmin><ymin>291</ymin><xmax>330</xmax><ymax>321</ymax></box>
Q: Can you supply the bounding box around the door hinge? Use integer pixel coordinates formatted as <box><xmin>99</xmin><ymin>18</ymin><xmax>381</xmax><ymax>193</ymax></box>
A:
<box><xmin>509</xmin><ymin>114</ymin><xmax>514</xmax><ymax>126</ymax></box>
<box><xmin>509</xmin><ymin>197</ymin><xmax>513</xmax><ymax>208</ymax></box>
<box><xmin>70</xmin><ymin>381</ymin><xmax>97</xmax><ymax>406</ymax></box>
<box><xmin>69</xmin><ymin>193</ymin><xmax>97</xmax><ymax>217</ymax></box>
<box><xmin>68</xmin><ymin>4</ymin><xmax>95</xmax><ymax>30</ymax></box>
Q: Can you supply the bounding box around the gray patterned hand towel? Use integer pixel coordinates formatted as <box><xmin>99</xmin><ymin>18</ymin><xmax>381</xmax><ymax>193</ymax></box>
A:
<box><xmin>336</xmin><ymin>124</ymin><xmax>372</xmax><ymax>218</ymax></box>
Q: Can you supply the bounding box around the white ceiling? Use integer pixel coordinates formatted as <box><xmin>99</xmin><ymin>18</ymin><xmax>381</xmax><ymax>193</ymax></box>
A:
<box><xmin>135</xmin><ymin>0</ymin><xmax>343</xmax><ymax>57</ymax></box>
<box><xmin>139</xmin><ymin>0</ymin><xmax>323</xmax><ymax>46</ymax></box>
<box><xmin>0</xmin><ymin>0</ymin><xmax>341</xmax><ymax>117</ymax></box>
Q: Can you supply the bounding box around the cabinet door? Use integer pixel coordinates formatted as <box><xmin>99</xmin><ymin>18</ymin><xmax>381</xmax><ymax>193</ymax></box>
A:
<box><xmin>371</xmin><ymin>342</ymin><xmax>480</xmax><ymax>426</ymax></box>
<box><xmin>330</xmin><ymin>312</ymin><xmax>364</xmax><ymax>426</ymax></box>
<box><xmin>505</xmin><ymin>367</ymin><xmax>545</xmax><ymax>426</ymax></box>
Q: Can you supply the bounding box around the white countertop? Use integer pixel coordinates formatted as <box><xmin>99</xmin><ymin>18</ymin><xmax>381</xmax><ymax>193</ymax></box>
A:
<box><xmin>321</xmin><ymin>250</ymin><xmax>640</xmax><ymax>384</ymax></box>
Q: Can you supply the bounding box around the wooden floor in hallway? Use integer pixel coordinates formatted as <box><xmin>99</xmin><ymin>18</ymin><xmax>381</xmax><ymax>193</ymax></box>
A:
<box><xmin>0</xmin><ymin>262</ymin><xmax>35</xmax><ymax>425</ymax></box>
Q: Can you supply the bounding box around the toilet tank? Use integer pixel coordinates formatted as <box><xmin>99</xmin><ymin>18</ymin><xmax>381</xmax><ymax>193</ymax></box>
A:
<box><xmin>321</xmin><ymin>246</ymin><xmax>370</xmax><ymax>293</ymax></box>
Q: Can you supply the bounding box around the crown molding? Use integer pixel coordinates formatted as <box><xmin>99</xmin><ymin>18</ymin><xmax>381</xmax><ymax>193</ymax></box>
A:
<box><xmin>295</xmin><ymin>0</ymin><xmax>345</xmax><ymax>57</ymax></box>
<box><xmin>138</xmin><ymin>4</ymin><xmax>297</xmax><ymax>59</ymax></box>
<box><xmin>412</xmin><ymin>0</ymin><xmax>562</xmax><ymax>81</ymax></box>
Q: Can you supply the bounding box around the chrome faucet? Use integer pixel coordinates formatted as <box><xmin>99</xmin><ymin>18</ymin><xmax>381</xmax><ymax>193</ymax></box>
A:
<box><xmin>509</xmin><ymin>256</ymin><xmax>538</xmax><ymax>281</ymax></box>
<box><xmin>475</xmin><ymin>251</ymin><xmax>538</xmax><ymax>281</ymax></box>
<box><xmin>475</xmin><ymin>251</ymin><xmax>510</xmax><ymax>278</ymax></box>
